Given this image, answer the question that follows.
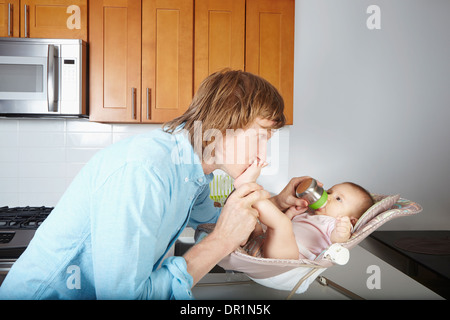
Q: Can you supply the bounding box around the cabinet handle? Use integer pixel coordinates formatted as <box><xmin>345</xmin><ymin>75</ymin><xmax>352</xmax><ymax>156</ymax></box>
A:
<box><xmin>131</xmin><ymin>88</ymin><xmax>136</xmax><ymax>119</ymax></box>
<box><xmin>146</xmin><ymin>88</ymin><xmax>151</xmax><ymax>120</ymax></box>
<box><xmin>24</xmin><ymin>4</ymin><xmax>28</xmax><ymax>37</ymax></box>
<box><xmin>7</xmin><ymin>3</ymin><xmax>12</xmax><ymax>37</ymax></box>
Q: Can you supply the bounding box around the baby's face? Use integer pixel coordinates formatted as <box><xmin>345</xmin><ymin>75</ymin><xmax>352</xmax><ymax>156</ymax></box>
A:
<box><xmin>314</xmin><ymin>183</ymin><xmax>363</xmax><ymax>225</ymax></box>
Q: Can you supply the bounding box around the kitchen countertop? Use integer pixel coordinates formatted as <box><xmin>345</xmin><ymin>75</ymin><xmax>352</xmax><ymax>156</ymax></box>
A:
<box><xmin>361</xmin><ymin>230</ymin><xmax>450</xmax><ymax>299</ymax></box>
<box><xmin>191</xmin><ymin>245</ymin><xmax>444</xmax><ymax>300</ymax></box>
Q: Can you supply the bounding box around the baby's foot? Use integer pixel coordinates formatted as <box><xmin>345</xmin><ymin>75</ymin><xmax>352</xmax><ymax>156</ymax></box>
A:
<box><xmin>234</xmin><ymin>159</ymin><xmax>268</xmax><ymax>189</ymax></box>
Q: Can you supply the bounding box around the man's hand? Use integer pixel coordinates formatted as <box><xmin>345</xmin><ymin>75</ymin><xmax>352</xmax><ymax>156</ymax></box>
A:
<box><xmin>271</xmin><ymin>176</ymin><xmax>323</xmax><ymax>214</ymax></box>
<box><xmin>213</xmin><ymin>182</ymin><xmax>270</xmax><ymax>252</ymax></box>
<box><xmin>184</xmin><ymin>182</ymin><xmax>270</xmax><ymax>286</ymax></box>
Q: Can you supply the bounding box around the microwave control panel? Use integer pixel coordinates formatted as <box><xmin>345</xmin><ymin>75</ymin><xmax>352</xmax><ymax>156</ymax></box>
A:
<box><xmin>61</xmin><ymin>58</ymin><xmax>78</xmax><ymax>101</ymax></box>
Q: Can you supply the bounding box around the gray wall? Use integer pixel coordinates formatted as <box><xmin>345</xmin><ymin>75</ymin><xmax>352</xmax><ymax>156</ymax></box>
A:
<box><xmin>290</xmin><ymin>0</ymin><xmax>450</xmax><ymax>229</ymax></box>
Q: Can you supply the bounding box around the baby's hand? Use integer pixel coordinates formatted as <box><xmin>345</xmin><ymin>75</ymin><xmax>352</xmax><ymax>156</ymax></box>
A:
<box><xmin>234</xmin><ymin>159</ymin><xmax>268</xmax><ymax>189</ymax></box>
<box><xmin>331</xmin><ymin>216</ymin><xmax>352</xmax><ymax>243</ymax></box>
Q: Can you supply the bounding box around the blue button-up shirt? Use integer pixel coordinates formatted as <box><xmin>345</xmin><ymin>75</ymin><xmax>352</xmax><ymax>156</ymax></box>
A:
<box><xmin>0</xmin><ymin>128</ymin><xmax>221</xmax><ymax>300</ymax></box>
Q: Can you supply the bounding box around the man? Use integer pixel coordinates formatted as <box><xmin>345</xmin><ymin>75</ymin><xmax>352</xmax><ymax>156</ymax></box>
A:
<box><xmin>0</xmin><ymin>70</ymin><xmax>309</xmax><ymax>299</ymax></box>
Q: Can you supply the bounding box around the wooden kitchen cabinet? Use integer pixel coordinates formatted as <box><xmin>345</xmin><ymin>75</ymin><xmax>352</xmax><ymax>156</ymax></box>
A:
<box><xmin>141</xmin><ymin>0</ymin><xmax>193</xmax><ymax>123</ymax></box>
<box><xmin>194</xmin><ymin>0</ymin><xmax>245</xmax><ymax>92</ymax></box>
<box><xmin>89</xmin><ymin>0</ymin><xmax>142</xmax><ymax>123</ymax></box>
<box><xmin>90</xmin><ymin>0</ymin><xmax>192</xmax><ymax>123</ymax></box>
<box><xmin>195</xmin><ymin>0</ymin><xmax>294</xmax><ymax>124</ymax></box>
<box><xmin>246</xmin><ymin>0</ymin><xmax>295</xmax><ymax>125</ymax></box>
<box><xmin>89</xmin><ymin>0</ymin><xmax>295</xmax><ymax>124</ymax></box>
<box><xmin>21</xmin><ymin>0</ymin><xmax>87</xmax><ymax>41</ymax></box>
<box><xmin>0</xmin><ymin>0</ymin><xmax>19</xmax><ymax>37</ymax></box>
<box><xmin>0</xmin><ymin>0</ymin><xmax>87</xmax><ymax>41</ymax></box>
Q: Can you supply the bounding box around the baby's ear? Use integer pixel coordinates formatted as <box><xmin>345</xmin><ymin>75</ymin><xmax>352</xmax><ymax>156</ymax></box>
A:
<box><xmin>349</xmin><ymin>216</ymin><xmax>358</xmax><ymax>226</ymax></box>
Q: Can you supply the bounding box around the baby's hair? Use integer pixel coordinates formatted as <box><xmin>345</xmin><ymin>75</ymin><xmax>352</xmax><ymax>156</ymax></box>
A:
<box><xmin>343</xmin><ymin>182</ymin><xmax>374</xmax><ymax>217</ymax></box>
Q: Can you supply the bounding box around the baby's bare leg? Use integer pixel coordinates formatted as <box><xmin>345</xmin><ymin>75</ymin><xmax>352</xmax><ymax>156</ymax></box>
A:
<box><xmin>253</xmin><ymin>200</ymin><xmax>299</xmax><ymax>260</ymax></box>
<box><xmin>233</xmin><ymin>161</ymin><xmax>298</xmax><ymax>259</ymax></box>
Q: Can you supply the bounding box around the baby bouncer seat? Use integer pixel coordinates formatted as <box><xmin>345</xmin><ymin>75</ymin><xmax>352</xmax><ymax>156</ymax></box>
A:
<box><xmin>195</xmin><ymin>194</ymin><xmax>422</xmax><ymax>299</ymax></box>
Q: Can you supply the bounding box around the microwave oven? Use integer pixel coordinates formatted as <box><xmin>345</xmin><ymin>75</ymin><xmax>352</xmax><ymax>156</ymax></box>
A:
<box><xmin>0</xmin><ymin>38</ymin><xmax>87</xmax><ymax>117</ymax></box>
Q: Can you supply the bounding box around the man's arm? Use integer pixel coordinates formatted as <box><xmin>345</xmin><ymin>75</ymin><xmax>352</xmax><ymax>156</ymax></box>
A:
<box><xmin>184</xmin><ymin>183</ymin><xmax>269</xmax><ymax>285</ymax></box>
<box><xmin>183</xmin><ymin>231</ymin><xmax>234</xmax><ymax>285</ymax></box>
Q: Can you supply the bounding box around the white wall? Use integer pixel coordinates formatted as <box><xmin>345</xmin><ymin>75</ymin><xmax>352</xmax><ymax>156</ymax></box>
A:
<box><xmin>290</xmin><ymin>0</ymin><xmax>450</xmax><ymax>229</ymax></box>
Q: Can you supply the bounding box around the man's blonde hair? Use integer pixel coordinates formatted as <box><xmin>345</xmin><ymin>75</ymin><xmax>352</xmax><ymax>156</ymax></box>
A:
<box><xmin>163</xmin><ymin>69</ymin><xmax>286</xmax><ymax>150</ymax></box>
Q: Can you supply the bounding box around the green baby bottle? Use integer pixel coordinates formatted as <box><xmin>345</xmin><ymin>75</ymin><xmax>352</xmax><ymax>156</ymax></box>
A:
<box><xmin>295</xmin><ymin>178</ymin><xmax>328</xmax><ymax>210</ymax></box>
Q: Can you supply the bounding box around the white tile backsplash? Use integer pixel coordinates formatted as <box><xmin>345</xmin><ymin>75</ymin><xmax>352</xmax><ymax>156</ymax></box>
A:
<box><xmin>18</xmin><ymin>163</ymin><xmax>66</xmax><ymax>178</ymax></box>
<box><xmin>18</xmin><ymin>177</ymin><xmax>67</xmax><ymax>193</ymax></box>
<box><xmin>18</xmin><ymin>119</ymin><xmax>66</xmax><ymax>132</ymax></box>
<box><xmin>66</xmin><ymin>120</ymin><xmax>112</xmax><ymax>132</ymax></box>
<box><xmin>18</xmin><ymin>132</ymin><xmax>66</xmax><ymax>147</ymax></box>
<box><xmin>0</xmin><ymin>147</ymin><xmax>18</xmax><ymax>162</ymax></box>
<box><xmin>0</xmin><ymin>118</ymin><xmax>290</xmax><ymax>207</ymax></box>
<box><xmin>0</xmin><ymin>118</ymin><xmax>162</xmax><ymax>207</ymax></box>
<box><xmin>0</xmin><ymin>131</ymin><xmax>17</xmax><ymax>147</ymax></box>
<box><xmin>0</xmin><ymin>178</ymin><xmax>18</xmax><ymax>193</ymax></box>
<box><xmin>0</xmin><ymin>120</ymin><xmax>18</xmax><ymax>131</ymax></box>
<box><xmin>65</xmin><ymin>148</ymin><xmax>100</xmax><ymax>163</ymax></box>
<box><xmin>66</xmin><ymin>132</ymin><xmax>113</xmax><ymax>148</ymax></box>
<box><xmin>0</xmin><ymin>162</ymin><xmax>18</xmax><ymax>178</ymax></box>
<box><xmin>18</xmin><ymin>148</ymin><xmax>66</xmax><ymax>163</ymax></box>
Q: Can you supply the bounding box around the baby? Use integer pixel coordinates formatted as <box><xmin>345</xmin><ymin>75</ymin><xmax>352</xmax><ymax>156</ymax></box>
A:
<box><xmin>233</xmin><ymin>160</ymin><xmax>374</xmax><ymax>260</ymax></box>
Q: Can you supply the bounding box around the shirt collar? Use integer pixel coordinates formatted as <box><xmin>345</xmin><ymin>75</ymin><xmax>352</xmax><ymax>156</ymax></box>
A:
<box><xmin>171</xmin><ymin>127</ymin><xmax>212</xmax><ymax>186</ymax></box>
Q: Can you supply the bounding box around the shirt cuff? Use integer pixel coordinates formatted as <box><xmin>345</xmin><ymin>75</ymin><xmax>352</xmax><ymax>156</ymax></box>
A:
<box><xmin>161</xmin><ymin>256</ymin><xmax>194</xmax><ymax>300</ymax></box>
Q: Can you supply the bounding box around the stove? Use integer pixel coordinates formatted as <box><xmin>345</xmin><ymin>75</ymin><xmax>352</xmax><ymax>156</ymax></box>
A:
<box><xmin>0</xmin><ymin>206</ymin><xmax>52</xmax><ymax>257</ymax></box>
<box><xmin>0</xmin><ymin>206</ymin><xmax>52</xmax><ymax>284</ymax></box>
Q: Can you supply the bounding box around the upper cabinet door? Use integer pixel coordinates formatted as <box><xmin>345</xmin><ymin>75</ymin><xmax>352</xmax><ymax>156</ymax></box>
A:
<box><xmin>89</xmin><ymin>0</ymin><xmax>142</xmax><ymax>123</ymax></box>
<box><xmin>194</xmin><ymin>0</ymin><xmax>245</xmax><ymax>92</ymax></box>
<box><xmin>246</xmin><ymin>0</ymin><xmax>295</xmax><ymax>125</ymax></box>
<box><xmin>0</xmin><ymin>0</ymin><xmax>19</xmax><ymax>37</ymax></box>
<box><xmin>87</xmin><ymin>0</ymin><xmax>295</xmax><ymax>124</ymax></box>
<box><xmin>141</xmin><ymin>0</ymin><xmax>193</xmax><ymax>123</ymax></box>
<box><xmin>21</xmin><ymin>0</ymin><xmax>88</xmax><ymax>41</ymax></box>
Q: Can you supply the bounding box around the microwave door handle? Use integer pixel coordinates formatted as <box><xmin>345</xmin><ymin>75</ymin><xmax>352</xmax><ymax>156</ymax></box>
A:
<box><xmin>47</xmin><ymin>45</ymin><xmax>58</xmax><ymax>112</ymax></box>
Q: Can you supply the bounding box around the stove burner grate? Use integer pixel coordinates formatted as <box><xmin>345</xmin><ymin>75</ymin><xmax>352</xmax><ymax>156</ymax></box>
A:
<box><xmin>0</xmin><ymin>206</ymin><xmax>53</xmax><ymax>229</ymax></box>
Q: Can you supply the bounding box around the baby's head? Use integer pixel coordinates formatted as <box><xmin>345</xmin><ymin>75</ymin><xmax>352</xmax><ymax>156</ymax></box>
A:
<box><xmin>315</xmin><ymin>182</ymin><xmax>374</xmax><ymax>226</ymax></box>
